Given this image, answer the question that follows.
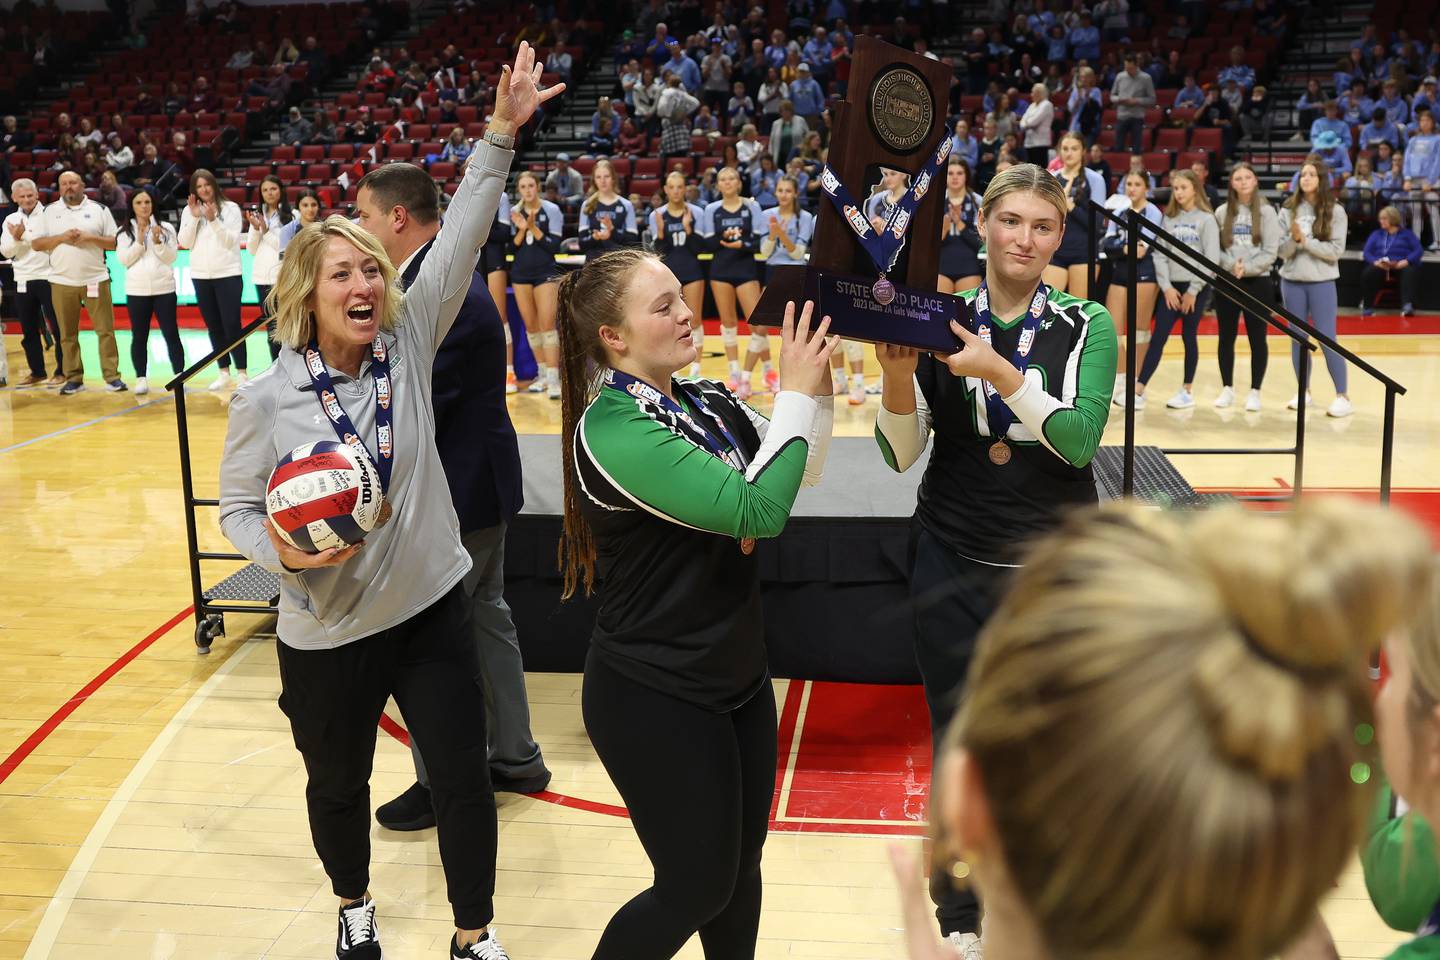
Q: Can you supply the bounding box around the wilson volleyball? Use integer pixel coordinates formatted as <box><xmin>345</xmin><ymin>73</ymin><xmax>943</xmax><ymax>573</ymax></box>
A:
<box><xmin>265</xmin><ymin>441</ymin><xmax>384</xmax><ymax>552</ymax></box>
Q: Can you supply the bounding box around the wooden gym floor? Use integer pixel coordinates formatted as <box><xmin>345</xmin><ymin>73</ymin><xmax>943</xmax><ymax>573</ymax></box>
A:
<box><xmin>1</xmin><ymin>325</ymin><xmax>1437</xmax><ymax>959</ymax></box>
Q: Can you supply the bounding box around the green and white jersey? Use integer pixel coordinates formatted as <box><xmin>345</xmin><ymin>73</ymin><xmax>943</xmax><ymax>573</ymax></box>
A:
<box><xmin>875</xmin><ymin>286</ymin><xmax>1117</xmax><ymax>565</ymax></box>
<box><xmin>574</xmin><ymin>375</ymin><xmax>832</xmax><ymax>710</ymax></box>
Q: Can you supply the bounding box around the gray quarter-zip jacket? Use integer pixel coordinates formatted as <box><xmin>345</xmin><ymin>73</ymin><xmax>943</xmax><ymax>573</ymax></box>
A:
<box><xmin>1215</xmin><ymin>201</ymin><xmax>1282</xmax><ymax>277</ymax></box>
<box><xmin>218</xmin><ymin>141</ymin><xmax>514</xmax><ymax>650</ymax></box>
<box><xmin>1154</xmin><ymin>206</ymin><xmax>1221</xmax><ymax>290</ymax></box>
<box><xmin>1277</xmin><ymin>201</ymin><xmax>1347</xmax><ymax>283</ymax></box>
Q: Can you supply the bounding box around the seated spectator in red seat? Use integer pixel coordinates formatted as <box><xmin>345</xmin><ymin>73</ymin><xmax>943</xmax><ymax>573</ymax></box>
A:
<box><xmin>344</xmin><ymin>106</ymin><xmax>379</xmax><ymax>144</ymax></box>
<box><xmin>461</xmin><ymin>70</ymin><xmax>488</xmax><ymax>106</ymax></box>
<box><xmin>163</xmin><ymin>82</ymin><xmax>185</xmax><ymax>117</ymax></box>
<box><xmin>50</xmin><ymin>133</ymin><xmax>82</xmax><ymax>172</ymax></box>
<box><xmin>134</xmin><ymin>87</ymin><xmax>157</xmax><ymax>116</ymax></box>
<box><xmin>131</xmin><ymin>142</ymin><xmax>171</xmax><ymax>187</ymax></box>
<box><xmin>189</xmin><ymin>76</ymin><xmax>219</xmax><ymax>114</ymax></box>
<box><xmin>108</xmin><ymin>113</ymin><xmax>135</xmax><ymax>147</ymax></box>
<box><xmin>97</xmin><ymin>170</ymin><xmax>128</xmax><ymax>219</ymax></box>
<box><xmin>75</xmin><ymin>117</ymin><xmax>103</xmax><ymax>152</ymax></box>
<box><xmin>51</xmin><ymin>112</ymin><xmax>73</xmax><ymax>145</ymax></box>
<box><xmin>166</xmin><ymin>131</ymin><xmax>193</xmax><ymax>178</ymax></box>
<box><xmin>396</xmin><ymin>63</ymin><xmax>428</xmax><ymax>105</ymax></box>
<box><xmin>1360</xmin><ymin>205</ymin><xmax>1422</xmax><ymax>316</ymax></box>
<box><xmin>692</xmin><ymin>104</ymin><xmax>719</xmax><ymax>136</ymax></box>
<box><xmin>588</xmin><ymin>115</ymin><xmax>616</xmax><ymax>155</ymax></box>
<box><xmin>1239</xmin><ymin>85</ymin><xmax>1275</xmax><ymax>143</ymax></box>
<box><xmin>297</xmin><ymin>35</ymin><xmax>329</xmax><ymax>79</ymax></box>
<box><xmin>360</xmin><ymin>56</ymin><xmax>396</xmax><ymax>94</ymax></box>
<box><xmin>246</xmin><ymin>64</ymin><xmax>293</xmax><ymax>109</ymax></box>
<box><xmin>311</xmin><ymin>109</ymin><xmax>337</xmax><ymax>145</ymax></box>
<box><xmin>81</xmin><ymin>150</ymin><xmax>106</xmax><ymax>187</ymax></box>
<box><xmin>226</xmin><ymin>43</ymin><xmax>255</xmax><ymax>70</ymax></box>
<box><xmin>1</xmin><ymin>116</ymin><xmax>30</xmax><ymax>154</ymax></box>
<box><xmin>615</xmin><ymin>117</ymin><xmax>647</xmax><ymax>156</ymax></box>
<box><xmin>439</xmin><ymin>127</ymin><xmax>472</xmax><ymax>164</ymax></box>
<box><xmin>1195</xmin><ymin>85</ymin><xmax>1236</xmax><ymax>156</ymax></box>
<box><xmin>104</xmin><ymin>133</ymin><xmax>133</xmax><ymax>173</ymax></box>
<box><xmin>275</xmin><ymin>37</ymin><xmax>300</xmax><ymax>66</ymax></box>
<box><xmin>280</xmin><ymin>106</ymin><xmax>314</xmax><ymax>147</ymax></box>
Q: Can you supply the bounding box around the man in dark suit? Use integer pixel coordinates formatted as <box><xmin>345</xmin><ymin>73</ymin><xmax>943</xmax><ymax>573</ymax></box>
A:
<box><xmin>354</xmin><ymin>161</ymin><xmax>550</xmax><ymax>831</ymax></box>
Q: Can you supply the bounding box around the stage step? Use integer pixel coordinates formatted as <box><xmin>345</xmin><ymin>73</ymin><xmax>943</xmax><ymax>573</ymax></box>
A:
<box><xmin>1092</xmin><ymin>445</ymin><xmax>1233</xmax><ymax>508</ymax></box>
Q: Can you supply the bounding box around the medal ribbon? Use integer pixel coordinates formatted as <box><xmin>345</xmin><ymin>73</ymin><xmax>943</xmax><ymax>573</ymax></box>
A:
<box><xmin>972</xmin><ymin>280</ymin><xmax>1050</xmax><ymax>440</ymax></box>
<box><xmin>604</xmin><ymin>369</ymin><xmax>748</xmax><ymax>470</ymax></box>
<box><xmin>818</xmin><ymin>134</ymin><xmax>953</xmax><ymax>279</ymax></box>
<box><xmin>304</xmin><ymin>335</ymin><xmax>395</xmax><ymax>493</ymax></box>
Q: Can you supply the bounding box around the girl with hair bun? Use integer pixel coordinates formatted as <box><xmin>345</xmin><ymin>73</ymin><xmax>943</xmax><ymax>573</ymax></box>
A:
<box><xmin>897</xmin><ymin>499</ymin><xmax>1433</xmax><ymax>960</ymax></box>
<box><xmin>555</xmin><ymin>248</ymin><xmax>836</xmax><ymax>958</ymax></box>
<box><xmin>874</xmin><ymin>162</ymin><xmax>1118</xmax><ymax>956</ymax></box>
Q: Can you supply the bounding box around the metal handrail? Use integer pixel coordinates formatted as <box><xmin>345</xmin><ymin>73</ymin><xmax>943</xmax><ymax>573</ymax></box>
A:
<box><xmin>1084</xmin><ymin>199</ymin><xmax>1402</xmax><ymax>502</ymax></box>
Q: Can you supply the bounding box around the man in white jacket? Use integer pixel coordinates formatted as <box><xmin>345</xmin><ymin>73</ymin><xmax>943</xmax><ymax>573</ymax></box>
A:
<box><xmin>0</xmin><ymin>177</ymin><xmax>62</xmax><ymax>387</ymax></box>
<box><xmin>28</xmin><ymin>170</ymin><xmax>123</xmax><ymax>395</ymax></box>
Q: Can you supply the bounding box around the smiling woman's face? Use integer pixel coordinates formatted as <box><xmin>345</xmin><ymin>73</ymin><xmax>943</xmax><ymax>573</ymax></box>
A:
<box><xmin>979</xmin><ymin>190</ymin><xmax>1064</xmax><ymax>286</ymax></box>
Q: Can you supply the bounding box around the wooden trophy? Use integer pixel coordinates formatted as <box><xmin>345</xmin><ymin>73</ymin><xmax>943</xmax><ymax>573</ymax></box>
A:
<box><xmin>749</xmin><ymin>35</ymin><xmax>958</xmax><ymax>352</ymax></box>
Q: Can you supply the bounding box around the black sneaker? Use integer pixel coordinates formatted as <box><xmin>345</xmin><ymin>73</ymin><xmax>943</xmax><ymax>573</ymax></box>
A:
<box><xmin>59</xmin><ymin>381</ymin><xmax>85</xmax><ymax>396</ymax></box>
<box><xmin>375</xmin><ymin>781</ymin><xmax>435</xmax><ymax>831</ymax></box>
<box><xmin>452</xmin><ymin>929</ymin><xmax>509</xmax><ymax>960</ymax></box>
<box><xmin>105</xmin><ymin>379</ymin><xmax>127</xmax><ymax>392</ymax></box>
<box><xmin>490</xmin><ymin>768</ymin><xmax>552</xmax><ymax>795</ymax></box>
<box><xmin>336</xmin><ymin>895</ymin><xmax>381</xmax><ymax>959</ymax></box>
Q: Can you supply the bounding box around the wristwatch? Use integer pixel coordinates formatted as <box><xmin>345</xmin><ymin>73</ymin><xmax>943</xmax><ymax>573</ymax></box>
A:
<box><xmin>483</xmin><ymin>128</ymin><xmax>515</xmax><ymax>150</ymax></box>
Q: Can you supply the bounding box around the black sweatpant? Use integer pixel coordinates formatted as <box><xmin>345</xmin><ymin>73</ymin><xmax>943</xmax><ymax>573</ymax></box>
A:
<box><xmin>1214</xmin><ymin>274</ymin><xmax>1273</xmax><ymax>389</ymax></box>
<box><xmin>910</xmin><ymin>527</ymin><xmax>1013</xmax><ymax>936</ymax></box>
<box><xmin>15</xmin><ymin>280</ymin><xmax>61</xmax><ymax>378</ymax></box>
<box><xmin>1139</xmin><ymin>280</ymin><xmax>1210</xmax><ymax>386</ymax></box>
<box><xmin>127</xmin><ymin>292</ymin><xmax>185</xmax><ymax>378</ymax></box>
<box><xmin>193</xmin><ymin>274</ymin><xmax>246</xmax><ymax>370</ymax></box>
<box><xmin>275</xmin><ymin>583</ymin><xmax>498</xmax><ymax>929</ymax></box>
<box><xmin>1361</xmin><ymin>263</ymin><xmax>1421</xmax><ymax>311</ymax></box>
<box><xmin>255</xmin><ymin>282</ymin><xmax>279</xmax><ymax>360</ymax></box>
<box><xmin>582</xmin><ymin>651</ymin><xmax>776</xmax><ymax>960</ymax></box>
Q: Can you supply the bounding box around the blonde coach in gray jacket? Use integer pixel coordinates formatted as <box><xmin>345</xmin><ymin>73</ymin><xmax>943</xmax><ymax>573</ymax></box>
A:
<box><xmin>217</xmin><ymin>44</ymin><xmax>561</xmax><ymax>960</ymax></box>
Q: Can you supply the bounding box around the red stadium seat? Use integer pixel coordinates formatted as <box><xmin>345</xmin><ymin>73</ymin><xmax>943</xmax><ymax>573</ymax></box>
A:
<box><xmin>666</xmin><ymin>157</ymin><xmax>695</xmax><ymax>176</ymax></box>
<box><xmin>630</xmin><ymin>178</ymin><xmax>660</xmax><ymax>199</ymax></box>
<box><xmin>631</xmin><ymin>157</ymin><xmax>660</xmax><ymax>178</ymax></box>
<box><xmin>1103</xmin><ymin>151</ymin><xmax>1133</xmax><ymax>175</ymax></box>
<box><xmin>410</xmin><ymin>124</ymin><xmax>432</xmax><ymax>140</ymax></box>
<box><xmin>1189</xmin><ymin>128</ymin><xmax>1223</xmax><ymax>152</ymax></box>
<box><xmin>330</xmin><ymin>143</ymin><xmax>355</xmax><ymax>160</ymax></box>
<box><xmin>300</xmin><ymin>145</ymin><xmax>327</xmax><ymax>161</ymax></box>
<box><xmin>286</xmin><ymin>186</ymin><xmax>309</xmax><ymax>203</ymax></box>
<box><xmin>1140</xmin><ymin>151</ymin><xmax>1172</xmax><ymax>174</ymax></box>
<box><xmin>429</xmin><ymin>161</ymin><xmax>456</xmax><ymax>179</ymax></box>
<box><xmin>697</xmin><ymin>156</ymin><xmax>722</xmax><ymax>173</ymax></box>
<box><xmin>224</xmin><ymin>187</ymin><xmax>247</xmax><ymax>204</ymax></box>
<box><xmin>303</xmin><ymin>163</ymin><xmax>334</xmax><ymax>182</ymax></box>
<box><xmin>572</xmin><ymin>157</ymin><xmax>597</xmax><ymax>179</ymax></box>
<box><xmin>1153</xmin><ymin>128</ymin><xmax>1186</xmax><ymax>152</ymax></box>
<box><xmin>1177</xmin><ymin>150</ymin><xmax>1209</xmax><ymax>170</ymax></box>
<box><xmin>690</xmin><ymin>135</ymin><xmax>710</xmax><ymax>154</ymax></box>
<box><xmin>387</xmin><ymin>142</ymin><xmax>414</xmax><ymax>159</ymax></box>
<box><xmin>609</xmin><ymin>157</ymin><xmax>631</xmax><ymax>178</ymax></box>
<box><xmin>275</xmin><ymin>164</ymin><xmax>303</xmax><ymax>182</ymax></box>
<box><xmin>244</xmin><ymin>165</ymin><xmax>272</xmax><ymax>184</ymax></box>
<box><xmin>271</xmin><ymin>145</ymin><xmax>297</xmax><ymax>162</ymax></box>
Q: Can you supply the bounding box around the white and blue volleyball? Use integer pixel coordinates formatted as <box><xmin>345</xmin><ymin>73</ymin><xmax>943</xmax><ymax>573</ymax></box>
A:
<box><xmin>265</xmin><ymin>440</ymin><xmax>384</xmax><ymax>552</ymax></box>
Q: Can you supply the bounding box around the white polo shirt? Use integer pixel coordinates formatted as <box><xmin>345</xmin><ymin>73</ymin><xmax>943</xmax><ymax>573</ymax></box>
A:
<box><xmin>0</xmin><ymin>204</ymin><xmax>51</xmax><ymax>284</ymax></box>
<box><xmin>42</xmin><ymin>197</ymin><xmax>117</xmax><ymax>287</ymax></box>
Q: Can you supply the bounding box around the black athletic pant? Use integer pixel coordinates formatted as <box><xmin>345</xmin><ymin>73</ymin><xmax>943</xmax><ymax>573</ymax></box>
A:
<box><xmin>910</xmin><ymin>526</ymin><xmax>1013</xmax><ymax>936</ymax></box>
<box><xmin>1139</xmin><ymin>280</ymin><xmax>1210</xmax><ymax>386</ymax></box>
<box><xmin>127</xmin><ymin>292</ymin><xmax>185</xmax><ymax>378</ymax></box>
<box><xmin>193</xmin><ymin>274</ymin><xmax>246</xmax><ymax>370</ymax></box>
<box><xmin>255</xmin><ymin>282</ymin><xmax>279</xmax><ymax>360</ymax></box>
<box><xmin>582</xmin><ymin>651</ymin><xmax>776</xmax><ymax>960</ymax></box>
<box><xmin>1361</xmin><ymin>263</ymin><xmax>1421</xmax><ymax>311</ymax></box>
<box><xmin>275</xmin><ymin>583</ymin><xmax>498</xmax><ymax>930</ymax></box>
<box><xmin>1214</xmin><ymin>274</ymin><xmax>1273</xmax><ymax>389</ymax></box>
<box><xmin>15</xmin><ymin>280</ymin><xmax>61</xmax><ymax>378</ymax></box>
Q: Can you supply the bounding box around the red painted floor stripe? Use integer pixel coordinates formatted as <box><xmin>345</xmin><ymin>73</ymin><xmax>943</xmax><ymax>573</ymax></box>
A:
<box><xmin>770</xmin><ymin>679</ymin><xmax>807</xmax><ymax>821</ymax></box>
<box><xmin>0</xmin><ymin>605</ymin><xmax>194</xmax><ymax>786</ymax></box>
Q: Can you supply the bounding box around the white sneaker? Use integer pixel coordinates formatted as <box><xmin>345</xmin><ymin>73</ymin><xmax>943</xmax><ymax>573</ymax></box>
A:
<box><xmin>946</xmin><ymin>932</ymin><xmax>984</xmax><ymax>959</ymax></box>
<box><xmin>134</xmin><ymin>376</ymin><xmax>150</xmax><ymax>395</ymax></box>
<box><xmin>1286</xmin><ymin>392</ymin><xmax>1311</xmax><ymax>410</ymax></box>
<box><xmin>208</xmin><ymin>371</ymin><xmax>233</xmax><ymax>391</ymax></box>
<box><xmin>335</xmin><ymin>895</ymin><xmax>381</xmax><ymax>959</ymax></box>
<box><xmin>1213</xmin><ymin>385</ymin><xmax>1234</xmax><ymax>408</ymax></box>
<box><xmin>452</xmin><ymin>927</ymin><xmax>510</xmax><ymax>960</ymax></box>
<box><xmin>1132</xmin><ymin>391</ymin><xmax>1147</xmax><ymax>410</ymax></box>
<box><xmin>1166</xmin><ymin>387</ymin><xmax>1195</xmax><ymax>409</ymax></box>
<box><xmin>546</xmin><ymin>368</ymin><xmax>561</xmax><ymax>401</ymax></box>
<box><xmin>848</xmin><ymin>381</ymin><xmax>867</xmax><ymax>405</ymax></box>
<box><xmin>1327</xmin><ymin>395</ymin><xmax>1353</xmax><ymax>418</ymax></box>
<box><xmin>832</xmin><ymin>375</ymin><xmax>847</xmax><ymax>395</ymax></box>
<box><xmin>1244</xmin><ymin>389</ymin><xmax>1262</xmax><ymax>412</ymax></box>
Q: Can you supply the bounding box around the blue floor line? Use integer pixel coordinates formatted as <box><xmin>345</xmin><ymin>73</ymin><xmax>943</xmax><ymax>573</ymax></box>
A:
<box><xmin>0</xmin><ymin>394</ymin><xmax>173</xmax><ymax>456</ymax></box>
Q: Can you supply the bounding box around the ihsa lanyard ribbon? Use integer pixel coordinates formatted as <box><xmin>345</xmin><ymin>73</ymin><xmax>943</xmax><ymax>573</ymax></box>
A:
<box><xmin>817</xmin><ymin>135</ymin><xmax>952</xmax><ymax>303</ymax></box>
<box><xmin>304</xmin><ymin>335</ymin><xmax>396</xmax><ymax>493</ymax></box>
<box><xmin>972</xmin><ymin>280</ymin><xmax>1049</xmax><ymax>465</ymax></box>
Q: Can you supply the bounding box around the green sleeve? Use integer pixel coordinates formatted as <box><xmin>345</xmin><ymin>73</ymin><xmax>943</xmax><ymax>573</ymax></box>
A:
<box><xmin>1006</xmin><ymin>301</ymin><xmax>1117</xmax><ymax>468</ymax></box>
<box><xmin>1364</xmin><ymin>780</ymin><xmax>1440</xmax><ymax>933</ymax></box>
<box><xmin>579</xmin><ymin>394</ymin><xmax>810</xmax><ymax>540</ymax></box>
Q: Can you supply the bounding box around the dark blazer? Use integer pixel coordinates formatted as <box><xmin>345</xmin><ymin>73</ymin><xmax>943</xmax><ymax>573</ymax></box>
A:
<box><xmin>401</xmin><ymin>237</ymin><xmax>523</xmax><ymax>533</ymax></box>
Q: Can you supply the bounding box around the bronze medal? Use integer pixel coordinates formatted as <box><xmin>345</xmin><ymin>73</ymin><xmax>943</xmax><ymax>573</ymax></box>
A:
<box><xmin>740</xmin><ymin>537</ymin><xmax>756</xmax><ymax>556</ymax></box>
<box><xmin>988</xmin><ymin>441</ymin><xmax>1012</xmax><ymax>466</ymax></box>
<box><xmin>872</xmin><ymin>276</ymin><xmax>896</xmax><ymax>304</ymax></box>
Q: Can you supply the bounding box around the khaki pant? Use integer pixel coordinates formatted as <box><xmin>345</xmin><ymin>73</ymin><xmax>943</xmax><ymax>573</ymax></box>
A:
<box><xmin>50</xmin><ymin>280</ymin><xmax>120</xmax><ymax>385</ymax></box>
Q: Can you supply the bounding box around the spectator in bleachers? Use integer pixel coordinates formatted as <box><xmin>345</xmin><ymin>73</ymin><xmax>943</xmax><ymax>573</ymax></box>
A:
<box><xmin>789</xmin><ymin>62</ymin><xmax>825</xmax><ymax>127</ymax></box>
<box><xmin>104</xmin><ymin>133</ymin><xmax>133</xmax><ymax>174</ymax></box>
<box><xmin>1339</xmin><ymin>78</ymin><xmax>1376</xmax><ymax>126</ymax></box>
<box><xmin>1238</xmin><ymin>85</ymin><xmax>1275</xmax><ymax>144</ymax></box>
<box><xmin>75</xmin><ymin>117</ymin><xmax>102</xmax><ymax>151</ymax></box>
<box><xmin>1309</xmin><ymin>100</ymin><xmax>1352</xmax><ymax>150</ymax></box>
<box><xmin>243</xmin><ymin>175</ymin><xmax>288</xmax><ymax>361</ymax></box>
<box><xmin>758</xmin><ymin>67</ymin><xmax>788</xmax><ymax>121</ymax></box>
<box><xmin>226</xmin><ymin>43</ymin><xmax>255</xmax><ymax>70</ymax></box>
<box><xmin>1194</xmin><ymin>85</ymin><xmax>1236</xmax><ymax>157</ymax></box>
<box><xmin>1379</xmin><ymin>78</ymin><xmax>1412</xmax><ymax>126</ymax></box>
<box><xmin>343</xmin><ymin>106</ymin><xmax>379</xmax><ymax>145</ymax></box>
<box><xmin>735</xmin><ymin>122</ymin><xmax>763</xmax><ymax>174</ymax></box>
<box><xmin>1360</xmin><ymin>205</ymin><xmax>1422</xmax><ymax>316</ymax></box>
<box><xmin>96</xmin><ymin>170</ymin><xmax>128</xmax><ymax>221</ymax></box>
<box><xmin>951</xmin><ymin>118</ymin><xmax>979</xmax><ymax>170</ymax></box>
<box><xmin>2</xmin><ymin>177</ymin><xmax>63</xmax><ymax>386</ymax></box>
<box><xmin>1190</xmin><ymin>158</ymin><xmax>1224</xmax><ymax>210</ymax></box>
<box><xmin>280</xmin><ymin>106</ymin><xmax>314</xmax><ymax>148</ymax></box>
<box><xmin>1295</xmin><ymin>80</ymin><xmax>1328</xmax><ymax>139</ymax></box>
<box><xmin>545</xmin><ymin>44</ymin><xmax>572</xmax><ymax>86</ymax></box>
<box><xmin>297</xmin><ymin>35</ymin><xmax>328</xmax><ymax>80</ymax></box>
<box><xmin>1217</xmin><ymin>46</ymin><xmax>1256</xmax><ymax>93</ymax></box>
<box><xmin>275</xmin><ymin>189</ymin><xmax>319</xmax><ymax>250</ymax></box>
<box><xmin>960</xmin><ymin>27</ymin><xmax>989</xmax><ymax>96</ymax></box>
<box><xmin>1141</xmin><ymin>50</ymin><xmax>1168</xmax><ymax>90</ymax></box>
<box><xmin>727</xmin><ymin>80</ymin><xmax>755</xmax><ymax>132</ymax></box>
<box><xmin>1094</xmin><ymin>0</ymin><xmax>1130</xmax><ymax>42</ymax></box>
<box><xmin>1174</xmin><ymin>74</ymin><xmax>1206</xmax><ymax>110</ymax></box>
<box><xmin>768</xmin><ymin>99</ymin><xmax>808</xmax><ymax>168</ymax></box>
<box><xmin>247</xmin><ymin>64</ymin><xmax>294</xmax><ymax>111</ymax></box>
<box><xmin>619</xmin><ymin>57</ymin><xmax>643</xmax><ymax>110</ymax></box>
<box><xmin>1043</xmin><ymin>23</ymin><xmax>1068</xmax><ymax>65</ymax></box>
<box><xmin>1019</xmin><ymin>82</ymin><xmax>1054</xmax><ymax>166</ymax></box>
<box><xmin>275</xmin><ymin>36</ymin><xmax>299</xmax><ymax>65</ymax></box>
<box><xmin>1220</xmin><ymin>79</ymin><xmax>1244</xmax><ymax>117</ymax></box>
<box><xmin>691</xmin><ymin>104</ymin><xmax>719</xmax><ymax>136</ymax></box>
<box><xmin>976</xmin><ymin>115</ymin><xmax>1002</xmax><ymax>188</ymax></box>
<box><xmin>461</xmin><ymin>70</ymin><xmax>488</xmax><ymax>108</ymax></box>
<box><xmin>588</xmin><ymin>115</ymin><xmax>616</xmax><ymax>156</ymax></box>
<box><xmin>1087</xmin><ymin>142</ymin><xmax>1113</xmax><ymax>191</ymax></box>
<box><xmin>440</xmin><ymin>127</ymin><xmax>473</xmax><ymax>165</ymax></box>
<box><xmin>1344</xmin><ymin>153</ymin><xmax>1381</xmax><ymax>225</ymax></box>
<box><xmin>988</xmin><ymin>92</ymin><xmax>1017</xmax><ymax>141</ymax></box>
<box><xmin>700</xmin><ymin>37</ymin><xmax>732</xmax><ymax>113</ymax></box>
<box><xmin>109</xmin><ymin>113</ymin><xmax>135</xmax><ymax>148</ymax></box>
<box><xmin>764</xmin><ymin>27</ymin><xmax>791</xmax><ymax>70</ymax></box>
<box><xmin>1402</xmin><ymin>108</ymin><xmax>1440</xmax><ymax>249</ymax></box>
<box><xmin>130</xmin><ymin>143</ymin><xmax>170</xmax><ymax>188</ymax></box>
<box><xmin>310</xmin><ymin>109</ymin><xmax>337</xmax><ymax>146</ymax></box>
<box><xmin>1112</xmin><ymin>52</ymin><xmax>1156</xmax><ymax>154</ymax></box>
<box><xmin>117</xmin><ymin>187</ymin><xmax>182</xmax><ymax>395</ymax></box>
<box><xmin>360</xmin><ymin>54</ymin><xmax>396</xmax><ymax>93</ymax></box>
<box><xmin>545</xmin><ymin>153</ymin><xmax>584</xmax><ymax>207</ymax></box>
<box><xmin>661</xmin><ymin>42</ymin><xmax>701</xmax><ymax>94</ymax></box>
<box><xmin>31</xmin><ymin>170</ymin><xmax>123</xmax><ymax>394</ymax></box>
<box><xmin>1068</xmin><ymin>12</ymin><xmax>1101</xmax><ymax>64</ymax></box>
<box><xmin>1068</xmin><ymin>66</ymin><xmax>1103</xmax><ymax>144</ymax></box>
<box><xmin>188</xmin><ymin>76</ymin><xmax>219</xmax><ymax>114</ymax></box>
<box><xmin>750</xmin><ymin>153</ymin><xmax>780</xmax><ymax>208</ymax></box>
<box><xmin>632</xmin><ymin>64</ymin><xmax>662</xmax><ymax>134</ymax></box>
<box><xmin>1</xmin><ymin>116</ymin><xmax>29</xmax><ymax>155</ymax></box>
<box><xmin>615</xmin><ymin>117</ymin><xmax>646</xmax><ymax>156</ymax></box>
<box><xmin>1413</xmin><ymin>77</ymin><xmax>1440</xmax><ymax>121</ymax></box>
<box><xmin>179</xmin><ymin>168</ymin><xmax>246</xmax><ymax>391</ymax></box>
<box><xmin>645</xmin><ymin>22</ymin><xmax>672</xmax><ymax>67</ymax></box>
<box><xmin>1359</xmin><ymin>107</ymin><xmax>1403</xmax><ymax>156</ymax></box>
<box><xmin>1313</xmin><ymin>130</ymin><xmax>1354</xmax><ymax>180</ymax></box>
<box><xmin>657</xmin><ymin>72</ymin><xmax>699</xmax><ymax>163</ymax></box>
<box><xmin>802</xmin><ymin>25</ymin><xmax>830</xmax><ymax>74</ymax></box>
<box><xmin>591</xmin><ymin>95</ymin><xmax>617</xmax><ymax>141</ymax></box>
<box><xmin>162</xmin><ymin>82</ymin><xmax>185</xmax><ymax>118</ymax></box>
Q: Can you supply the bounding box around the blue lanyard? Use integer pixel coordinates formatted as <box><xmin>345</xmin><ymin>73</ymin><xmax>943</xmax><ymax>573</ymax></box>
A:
<box><xmin>972</xmin><ymin>280</ymin><xmax>1050</xmax><ymax>439</ymax></box>
<box><xmin>605</xmin><ymin>369</ymin><xmax>746</xmax><ymax>470</ymax></box>
<box><xmin>818</xmin><ymin>134</ymin><xmax>953</xmax><ymax>281</ymax></box>
<box><xmin>303</xmin><ymin>335</ymin><xmax>395</xmax><ymax>492</ymax></box>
